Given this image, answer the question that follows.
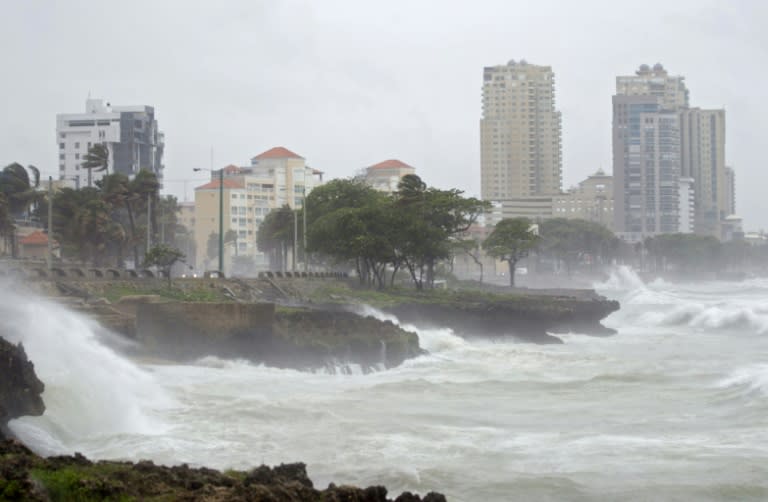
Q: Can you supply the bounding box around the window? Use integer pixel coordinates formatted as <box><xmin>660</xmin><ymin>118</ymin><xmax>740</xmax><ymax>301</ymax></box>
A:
<box><xmin>75</xmin><ymin>142</ymin><xmax>80</xmax><ymax>149</ymax></box>
<box><xmin>59</xmin><ymin>143</ymin><xmax>64</xmax><ymax>149</ymax></box>
<box><xmin>59</xmin><ymin>154</ymin><xmax>65</xmax><ymax>160</ymax></box>
<box><xmin>75</xmin><ymin>153</ymin><xmax>80</xmax><ymax>160</ymax></box>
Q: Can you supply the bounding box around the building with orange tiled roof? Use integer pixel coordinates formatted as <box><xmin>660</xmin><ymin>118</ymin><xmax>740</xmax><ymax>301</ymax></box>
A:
<box><xmin>18</xmin><ymin>230</ymin><xmax>58</xmax><ymax>260</ymax></box>
<box><xmin>363</xmin><ymin>159</ymin><xmax>416</xmax><ymax>193</ymax></box>
<box><xmin>193</xmin><ymin>147</ymin><xmax>323</xmax><ymax>274</ymax></box>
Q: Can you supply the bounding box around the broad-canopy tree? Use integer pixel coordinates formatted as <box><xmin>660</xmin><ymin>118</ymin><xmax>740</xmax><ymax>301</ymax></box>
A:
<box><xmin>143</xmin><ymin>244</ymin><xmax>185</xmax><ymax>286</ymax></box>
<box><xmin>483</xmin><ymin>217</ymin><xmax>539</xmax><ymax>287</ymax></box>
<box><xmin>539</xmin><ymin>218</ymin><xmax>619</xmax><ymax>275</ymax></box>
<box><xmin>298</xmin><ymin>175</ymin><xmax>490</xmax><ymax>289</ymax></box>
<box><xmin>257</xmin><ymin>205</ymin><xmax>295</xmax><ymax>271</ymax></box>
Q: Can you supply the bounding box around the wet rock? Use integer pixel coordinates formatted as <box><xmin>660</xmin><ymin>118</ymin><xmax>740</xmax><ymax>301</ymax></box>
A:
<box><xmin>0</xmin><ymin>336</ymin><xmax>45</xmax><ymax>436</ymax></box>
<box><xmin>0</xmin><ymin>441</ymin><xmax>446</xmax><ymax>501</ymax></box>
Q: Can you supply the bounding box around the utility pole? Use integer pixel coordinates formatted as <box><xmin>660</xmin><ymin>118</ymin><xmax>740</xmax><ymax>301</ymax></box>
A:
<box><xmin>302</xmin><ymin>186</ymin><xmax>307</xmax><ymax>273</ymax></box>
<box><xmin>47</xmin><ymin>176</ymin><xmax>53</xmax><ymax>271</ymax></box>
<box><xmin>146</xmin><ymin>192</ymin><xmax>152</xmax><ymax>254</ymax></box>
<box><xmin>218</xmin><ymin>168</ymin><xmax>223</xmax><ymax>276</ymax></box>
<box><xmin>293</xmin><ymin>208</ymin><xmax>298</xmax><ymax>272</ymax></box>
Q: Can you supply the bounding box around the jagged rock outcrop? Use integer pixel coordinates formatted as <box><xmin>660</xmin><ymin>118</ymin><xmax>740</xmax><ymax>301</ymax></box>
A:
<box><xmin>0</xmin><ymin>336</ymin><xmax>45</xmax><ymax>438</ymax></box>
<box><xmin>0</xmin><ymin>440</ymin><xmax>446</xmax><ymax>501</ymax></box>
<box><xmin>272</xmin><ymin>309</ymin><xmax>423</xmax><ymax>370</ymax></box>
<box><xmin>382</xmin><ymin>290</ymin><xmax>620</xmax><ymax>343</ymax></box>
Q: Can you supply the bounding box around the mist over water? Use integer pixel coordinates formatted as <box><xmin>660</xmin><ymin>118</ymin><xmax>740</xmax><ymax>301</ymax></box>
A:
<box><xmin>8</xmin><ymin>269</ymin><xmax>768</xmax><ymax>501</ymax></box>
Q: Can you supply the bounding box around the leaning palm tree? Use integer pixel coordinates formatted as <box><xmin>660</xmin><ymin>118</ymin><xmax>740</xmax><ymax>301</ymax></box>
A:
<box><xmin>81</xmin><ymin>143</ymin><xmax>109</xmax><ymax>187</ymax></box>
<box><xmin>0</xmin><ymin>163</ymin><xmax>42</xmax><ymax>257</ymax></box>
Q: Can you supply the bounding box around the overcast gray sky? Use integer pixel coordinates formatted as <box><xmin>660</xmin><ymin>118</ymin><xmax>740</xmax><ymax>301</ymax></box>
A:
<box><xmin>2</xmin><ymin>0</ymin><xmax>766</xmax><ymax>230</ymax></box>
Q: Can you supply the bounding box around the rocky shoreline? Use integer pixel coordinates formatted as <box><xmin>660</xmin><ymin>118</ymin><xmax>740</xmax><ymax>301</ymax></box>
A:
<box><xmin>0</xmin><ymin>335</ymin><xmax>445</xmax><ymax>501</ymax></box>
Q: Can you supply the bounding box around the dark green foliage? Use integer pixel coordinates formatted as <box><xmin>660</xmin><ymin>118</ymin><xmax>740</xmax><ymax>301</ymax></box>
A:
<box><xmin>257</xmin><ymin>204</ymin><xmax>295</xmax><ymax>270</ymax></box>
<box><xmin>483</xmin><ymin>217</ymin><xmax>539</xmax><ymax>286</ymax></box>
<box><xmin>34</xmin><ymin>169</ymin><xmax>173</xmax><ymax>267</ymax></box>
<box><xmin>539</xmin><ymin>218</ymin><xmax>620</xmax><ymax>275</ymax></box>
<box><xmin>143</xmin><ymin>244</ymin><xmax>185</xmax><ymax>286</ymax></box>
<box><xmin>297</xmin><ymin>176</ymin><xmax>489</xmax><ymax>290</ymax></box>
<box><xmin>643</xmin><ymin>233</ymin><xmax>721</xmax><ymax>272</ymax></box>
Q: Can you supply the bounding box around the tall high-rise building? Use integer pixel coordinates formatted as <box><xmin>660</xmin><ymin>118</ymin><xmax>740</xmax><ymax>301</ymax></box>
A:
<box><xmin>613</xmin><ymin>64</ymin><xmax>733</xmax><ymax>241</ymax></box>
<box><xmin>680</xmin><ymin>108</ymin><xmax>727</xmax><ymax>236</ymax></box>
<box><xmin>616</xmin><ymin>63</ymin><xmax>689</xmax><ymax>110</ymax></box>
<box><xmin>480</xmin><ymin>60</ymin><xmax>562</xmax><ymax>219</ymax></box>
<box><xmin>56</xmin><ymin>98</ymin><xmax>164</xmax><ymax>187</ymax></box>
<box><xmin>612</xmin><ymin>93</ymin><xmax>682</xmax><ymax>239</ymax></box>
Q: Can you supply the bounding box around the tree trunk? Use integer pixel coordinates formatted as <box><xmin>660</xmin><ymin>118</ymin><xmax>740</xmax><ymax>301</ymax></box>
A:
<box><xmin>126</xmin><ymin>200</ymin><xmax>139</xmax><ymax>269</ymax></box>
<box><xmin>507</xmin><ymin>258</ymin><xmax>517</xmax><ymax>287</ymax></box>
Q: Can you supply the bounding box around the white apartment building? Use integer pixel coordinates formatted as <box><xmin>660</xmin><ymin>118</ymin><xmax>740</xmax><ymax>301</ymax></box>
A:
<box><xmin>480</xmin><ymin>59</ymin><xmax>563</xmax><ymax>220</ymax></box>
<box><xmin>56</xmin><ymin>98</ymin><xmax>164</xmax><ymax>187</ymax></box>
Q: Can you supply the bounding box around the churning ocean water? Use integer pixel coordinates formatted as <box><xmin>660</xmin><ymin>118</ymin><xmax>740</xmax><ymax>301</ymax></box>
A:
<box><xmin>7</xmin><ymin>268</ymin><xmax>768</xmax><ymax>501</ymax></box>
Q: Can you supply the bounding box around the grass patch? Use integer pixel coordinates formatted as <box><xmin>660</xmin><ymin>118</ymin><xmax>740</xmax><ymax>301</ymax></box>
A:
<box><xmin>31</xmin><ymin>466</ymin><xmax>135</xmax><ymax>502</ymax></box>
<box><xmin>101</xmin><ymin>284</ymin><xmax>227</xmax><ymax>303</ymax></box>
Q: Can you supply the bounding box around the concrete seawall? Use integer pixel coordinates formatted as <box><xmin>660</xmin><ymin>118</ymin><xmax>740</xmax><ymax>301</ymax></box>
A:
<box><xmin>135</xmin><ymin>302</ymin><xmax>275</xmax><ymax>360</ymax></box>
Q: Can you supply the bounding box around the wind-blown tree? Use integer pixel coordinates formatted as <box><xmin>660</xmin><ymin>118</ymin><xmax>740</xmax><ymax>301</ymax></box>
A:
<box><xmin>539</xmin><ymin>218</ymin><xmax>619</xmax><ymax>275</ymax></box>
<box><xmin>0</xmin><ymin>163</ymin><xmax>42</xmax><ymax>257</ymax></box>
<box><xmin>129</xmin><ymin>169</ymin><xmax>161</xmax><ymax>265</ymax></box>
<box><xmin>483</xmin><ymin>217</ymin><xmax>539</xmax><ymax>287</ymax></box>
<box><xmin>81</xmin><ymin>143</ymin><xmax>109</xmax><ymax>187</ymax></box>
<box><xmin>643</xmin><ymin>233</ymin><xmax>721</xmax><ymax>273</ymax></box>
<box><xmin>304</xmin><ymin>180</ymin><xmax>399</xmax><ymax>286</ymax></box>
<box><xmin>452</xmin><ymin>235</ymin><xmax>485</xmax><ymax>283</ymax></box>
<box><xmin>257</xmin><ymin>205</ymin><xmax>295</xmax><ymax>271</ymax></box>
<box><xmin>0</xmin><ymin>193</ymin><xmax>12</xmax><ymax>255</ymax></box>
<box><xmin>75</xmin><ymin>198</ymin><xmax>112</xmax><ymax>265</ymax></box>
<box><xmin>98</xmin><ymin>173</ymin><xmax>134</xmax><ymax>267</ymax></box>
<box><xmin>394</xmin><ymin>175</ymin><xmax>490</xmax><ymax>289</ymax></box>
<box><xmin>144</xmin><ymin>244</ymin><xmax>185</xmax><ymax>287</ymax></box>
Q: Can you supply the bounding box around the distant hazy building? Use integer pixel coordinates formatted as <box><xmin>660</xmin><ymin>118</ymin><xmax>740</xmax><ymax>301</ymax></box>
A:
<box><xmin>616</xmin><ymin>63</ymin><xmax>689</xmax><ymax>110</ymax></box>
<box><xmin>678</xmin><ymin>177</ymin><xmax>695</xmax><ymax>234</ymax></box>
<box><xmin>56</xmin><ymin>98</ymin><xmax>164</xmax><ymax>187</ymax></box>
<box><xmin>480</xmin><ymin>60</ymin><xmax>562</xmax><ymax>220</ymax></box>
<box><xmin>724</xmin><ymin>166</ymin><xmax>736</xmax><ymax>216</ymax></box>
<box><xmin>680</xmin><ymin>108</ymin><xmax>727</xmax><ymax>236</ymax></box>
<box><xmin>613</xmin><ymin>64</ymin><xmax>736</xmax><ymax>241</ymax></box>
<box><xmin>363</xmin><ymin>159</ymin><xmax>415</xmax><ymax>193</ymax></box>
<box><xmin>612</xmin><ymin>92</ymin><xmax>683</xmax><ymax>241</ymax></box>
<box><xmin>193</xmin><ymin>147</ymin><xmax>323</xmax><ymax>273</ymax></box>
<box><xmin>553</xmin><ymin>169</ymin><xmax>614</xmax><ymax>230</ymax></box>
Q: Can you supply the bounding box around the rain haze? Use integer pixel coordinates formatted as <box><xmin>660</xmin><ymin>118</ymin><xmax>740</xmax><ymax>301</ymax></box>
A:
<box><xmin>1</xmin><ymin>0</ymin><xmax>767</xmax><ymax>231</ymax></box>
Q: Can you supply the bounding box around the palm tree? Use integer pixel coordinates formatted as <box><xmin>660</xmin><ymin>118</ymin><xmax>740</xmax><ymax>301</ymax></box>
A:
<box><xmin>82</xmin><ymin>143</ymin><xmax>109</xmax><ymax>187</ymax></box>
<box><xmin>0</xmin><ymin>163</ymin><xmax>42</xmax><ymax>257</ymax></box>
<box><xmin>0</xmin><ymin>192</ymin><xmax>12</xmax><ymax>256</ymax></box>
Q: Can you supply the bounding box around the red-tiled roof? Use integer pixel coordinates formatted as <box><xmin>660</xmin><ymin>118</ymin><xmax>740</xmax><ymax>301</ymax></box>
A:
<box><xmin>311</xmin><ymin>168</ymin><xmax>324</xmax><ymax>175</ymax></box>
<box><xmin>222</xmin><ymin>164</ymin><xmax>241</xmax><ymax>174</ymax></box>
<box><xmin>195</xmin><ymin>179</ymin><xmax>245</xmax><ymax>190</ymax></box>
<box><xmin>252</xmin><ymin>147</ymin><xmax>304</xmax><ymax>160</ymax></box>
<box><xmin>19</xmin><ymin>230</ymin><xmax>49</xmax><ymax>246</ymax></box>
<box><xmin>368</xmin><ymin>159</ymin><xmax>414</xmax><ymax>170</ymax></box>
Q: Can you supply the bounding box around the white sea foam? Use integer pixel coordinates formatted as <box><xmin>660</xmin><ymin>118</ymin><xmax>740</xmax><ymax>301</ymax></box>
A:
<box><xmin>1</xmin><ymin>291</ymin><xmax>171</xmax><ymax>454</ymax></box>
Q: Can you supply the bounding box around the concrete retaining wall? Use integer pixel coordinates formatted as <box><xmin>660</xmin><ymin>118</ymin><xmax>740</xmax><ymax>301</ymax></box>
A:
<box><xmin>135</xmin><ymin>302</ymin><xmax>275</xmax><ymax>360</ymax></box>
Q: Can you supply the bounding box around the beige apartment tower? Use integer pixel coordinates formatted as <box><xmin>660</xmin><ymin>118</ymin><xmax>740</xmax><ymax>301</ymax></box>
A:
<box><xmin>480</xmin><ymin>60</ymin><xmax>562</xmax><ymax>214</ymax></box>
<box><xmin>680</xmin><ymin>108</ymin><xmax>727</xmax><ymax>236</ymax></box>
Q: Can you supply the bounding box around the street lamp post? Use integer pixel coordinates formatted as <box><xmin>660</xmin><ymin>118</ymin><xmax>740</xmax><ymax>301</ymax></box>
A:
<box><xmin>193</xmin><ymin>167</ymin><xmax>224</xmax><ymax>276</ymax></box>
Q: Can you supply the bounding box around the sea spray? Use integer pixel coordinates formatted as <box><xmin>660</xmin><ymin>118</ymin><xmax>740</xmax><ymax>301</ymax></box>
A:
<box><xmin>0</xmin><ymin>289</ymin><xmax>171</xmax><ymax>455</ymax></box>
